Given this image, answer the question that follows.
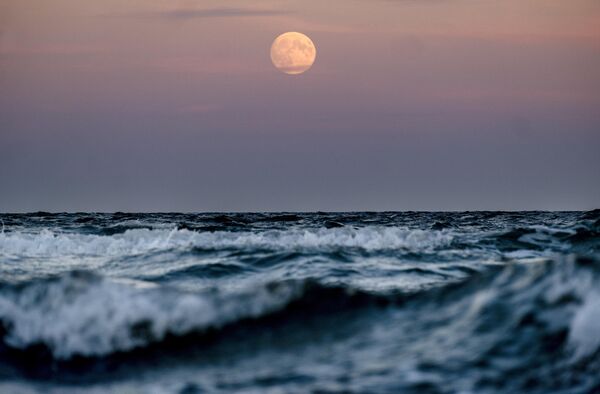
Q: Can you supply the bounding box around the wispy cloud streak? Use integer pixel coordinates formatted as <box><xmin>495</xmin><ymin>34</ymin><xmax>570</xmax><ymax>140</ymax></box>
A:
<box><xmin>105</xmin><ymin>7</ymin><xmax>289</xmax><ymax>20</ymax></box>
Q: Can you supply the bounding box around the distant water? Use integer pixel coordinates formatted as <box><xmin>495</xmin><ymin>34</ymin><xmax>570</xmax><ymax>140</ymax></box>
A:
<box><xmin>0</xmin><ymin>211</ymin><xmax>599</xmax><ymax>393</ymax></box>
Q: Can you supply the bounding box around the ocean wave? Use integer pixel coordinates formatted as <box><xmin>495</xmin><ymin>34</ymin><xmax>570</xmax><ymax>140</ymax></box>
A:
<box><xmin>0</xmin><ymin>226</ymin><xmax>454</xmax><ymax>258</ymax></box>
<box><xmin>487</xmin><ymin>223</ymin><xmax>599</xmax><ymax>255</ymax></box>
<box><xmin>1</xmin><ymin>212</ymin><xmax>598</xmax><ymax>392</ymax></box>
<box><xmin>0</xmin><ymin>256</ymin><xmax>598</xmax><ymax>368</ymax></box>
<box><xmin>425</xmin><ymin>255</ymin><xmax>600</xmax><ymax>368</ymax></box>
<box><xmin>0</xmin><ymin>272</ymin><xmax>313</xmax><ymax>359</ymax></box>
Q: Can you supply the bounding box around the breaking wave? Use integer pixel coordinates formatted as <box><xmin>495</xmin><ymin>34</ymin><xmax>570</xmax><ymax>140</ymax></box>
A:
<box><xmin>0</xmin><ymin>226</ymin><xmax>454</xmax><ymax>258</ymax></box>
<box><xmin>0</xmin><ymin>272</ymin><xmax>310</xmax><ymax>359</ymax></box>
<box><xmin>0</xmin><ymin>256</ymin><xmax>597</xmax><ymax>377</ymax></box>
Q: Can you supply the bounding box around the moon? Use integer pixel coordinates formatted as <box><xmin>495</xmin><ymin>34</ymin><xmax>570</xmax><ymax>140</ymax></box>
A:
<box><xmin>270</xmin><ymin>32</ymin><xmax>316</xmax><ymax>75</ymax></box>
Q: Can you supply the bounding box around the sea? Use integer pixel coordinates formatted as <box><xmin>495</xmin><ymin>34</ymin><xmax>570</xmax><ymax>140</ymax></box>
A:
<box><xmin>0</xmin><ymin>211</ymin><xmax>598</xmax><ymax>393</ymax></box>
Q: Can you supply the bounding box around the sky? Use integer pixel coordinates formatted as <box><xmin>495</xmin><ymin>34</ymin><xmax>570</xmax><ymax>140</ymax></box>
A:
<box><xmin>1</xmin><ymin>0</ymin><xmax>599</xmax><ymax>212</ymax></box>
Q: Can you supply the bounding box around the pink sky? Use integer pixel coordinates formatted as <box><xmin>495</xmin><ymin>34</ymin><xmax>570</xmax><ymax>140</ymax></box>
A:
<box><xmin>1</xmin><ymin>0</ymin><xmax>599</xmax><ymax>211</ymax></box>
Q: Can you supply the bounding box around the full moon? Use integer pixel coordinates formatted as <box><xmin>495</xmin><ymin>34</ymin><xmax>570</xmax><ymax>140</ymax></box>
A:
<box><xmin>270</xmin><ymin>32</ymin><xmax>316</xmax><ymax>75</ymax></box>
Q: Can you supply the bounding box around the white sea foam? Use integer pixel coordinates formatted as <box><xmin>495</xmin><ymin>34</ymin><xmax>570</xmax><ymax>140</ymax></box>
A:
<box><xmin>568</xmin><ymin>291</ymin><xmax>600</xmax><ymax>360</ymax></box>
<box><xmin>0</xmin><ymin>227</ymin><xmax>453</xmax><ymax>258</ymax></box>
<box><xmin>0</xmin><ymin>272</ymin><xmax>303</xmax><ymax>358</ymax></box>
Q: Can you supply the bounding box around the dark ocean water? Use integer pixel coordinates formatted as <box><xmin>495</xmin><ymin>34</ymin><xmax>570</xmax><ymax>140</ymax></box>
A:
<box><xmin>0</xmin><ymin>211</ymin><xmax>599</xmax><ymax>393</ymax></box>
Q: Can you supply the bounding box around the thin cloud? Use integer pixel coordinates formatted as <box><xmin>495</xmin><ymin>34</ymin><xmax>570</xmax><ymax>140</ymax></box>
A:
<box><xmin>104</xmin><ymin>7</ymin><xmax>290</xmax><ymax>20</ymax></box>
<box><xmin>0</xmin><ymin>43</ymin><xmax>103</xmax><ymax>56</ymax></box>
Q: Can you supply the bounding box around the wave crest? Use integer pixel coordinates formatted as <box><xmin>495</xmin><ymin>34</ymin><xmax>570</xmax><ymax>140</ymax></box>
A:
<box><xmin>0</xmin><ymin>227</ymin><xmax>454</xmax><ymax>258</ymax></box>
<box><xmin>0</xmin><ymin>272</ymin><xmax>311</xmax><ymax>359</ymax></box>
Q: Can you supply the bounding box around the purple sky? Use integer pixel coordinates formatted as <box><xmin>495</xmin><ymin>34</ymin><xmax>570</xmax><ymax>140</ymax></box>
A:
<box><xmin>1</xmin><ymin>0</ymin><xmax>599</xmax><ymax>211</ymax></box>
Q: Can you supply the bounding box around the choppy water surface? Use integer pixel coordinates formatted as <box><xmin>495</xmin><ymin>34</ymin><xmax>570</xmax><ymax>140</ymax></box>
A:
<box><xmin>0</xmin><ymin>211</ymin><xmax>599</xmax><ymax>393</ymax></box>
